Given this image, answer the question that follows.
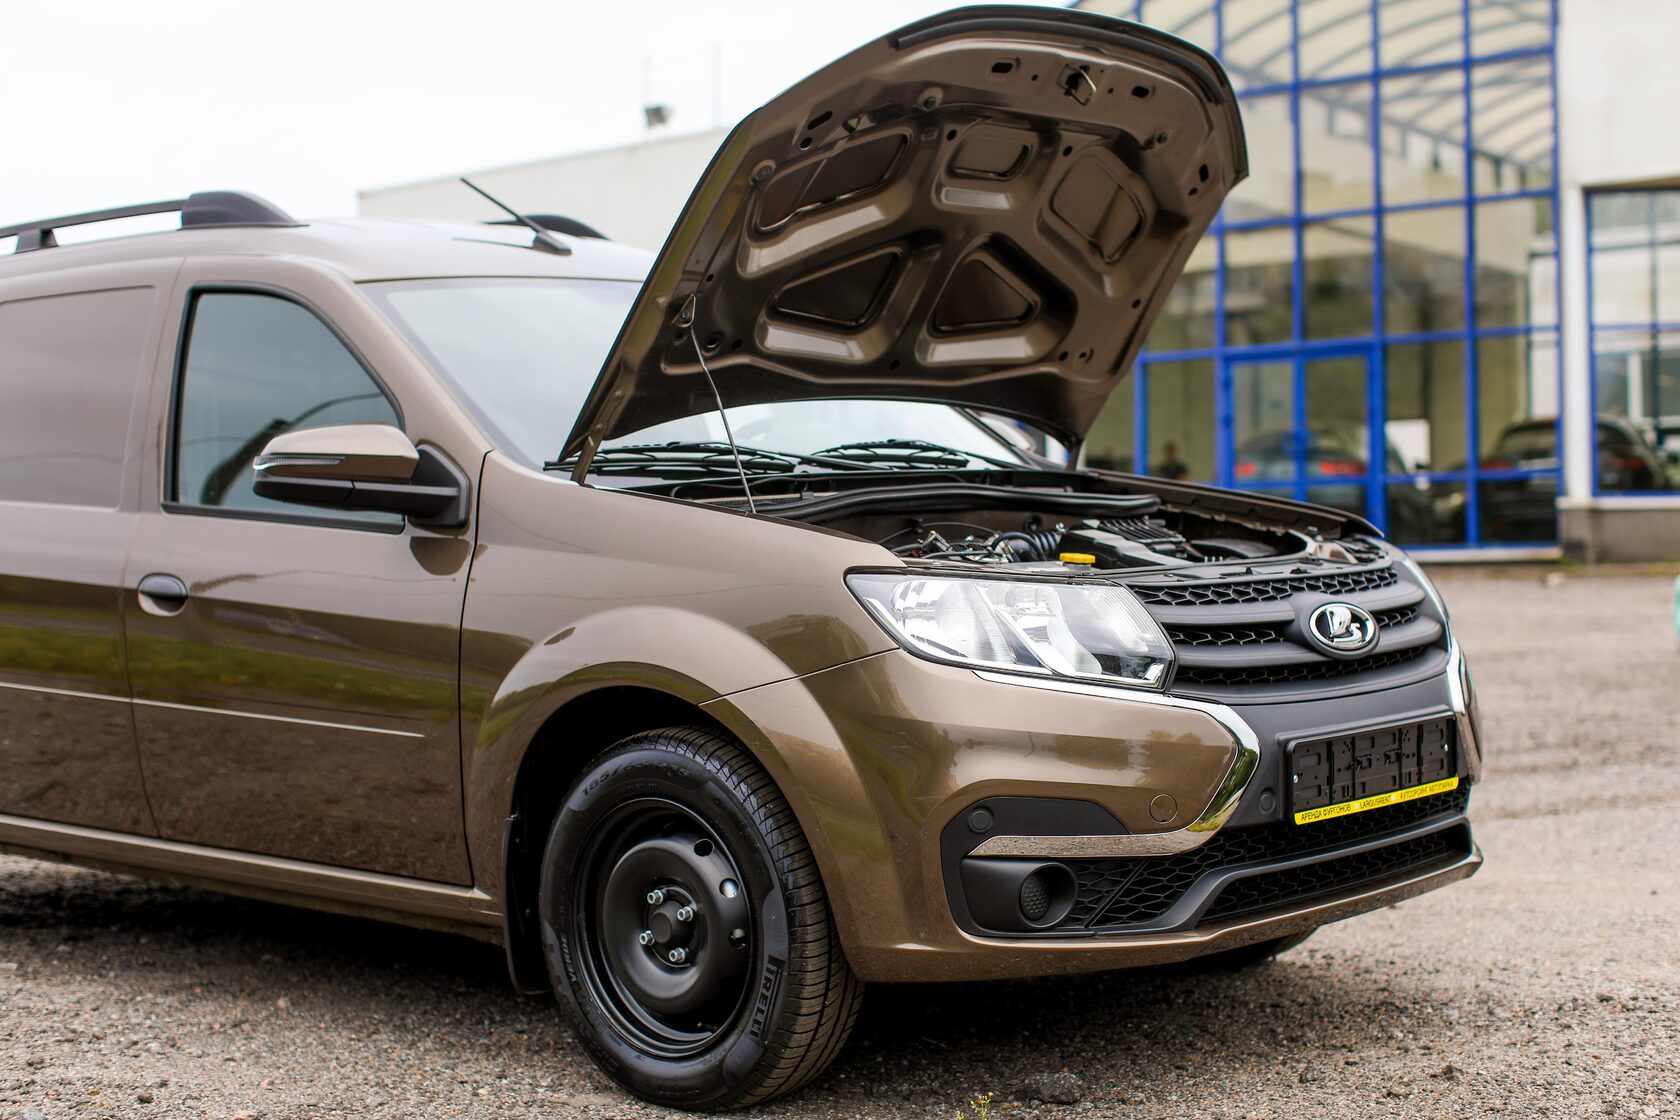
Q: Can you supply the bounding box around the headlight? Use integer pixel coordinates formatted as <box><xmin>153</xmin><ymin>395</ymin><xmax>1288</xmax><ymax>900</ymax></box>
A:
<box><xmin>847</xmin><ymin>572</ymin><xmax>1174</xmax><ymax>689</ymax></box>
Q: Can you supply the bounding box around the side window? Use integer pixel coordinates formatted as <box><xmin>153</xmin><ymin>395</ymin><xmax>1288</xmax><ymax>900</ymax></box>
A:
<box><xmin>172</xmin><ymin>292</ymin><xmax>401</xmax><ymax>525</ymax></box>
<box><xmin>0</xmin><ymin>287</ymin><xmax>155</xmax><ymax>507</ymax></box>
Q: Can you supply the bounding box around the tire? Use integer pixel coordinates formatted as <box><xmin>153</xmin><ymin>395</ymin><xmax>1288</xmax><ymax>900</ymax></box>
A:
<box><xmin>1195</xmin><ymin>928</ymin><xmax>1317</xmax><ymax>970</ymax></box>
<box><xmin>537</xmin><ymin>726</ymin><xmax>863</xmax><ymax>1110</ymax></box>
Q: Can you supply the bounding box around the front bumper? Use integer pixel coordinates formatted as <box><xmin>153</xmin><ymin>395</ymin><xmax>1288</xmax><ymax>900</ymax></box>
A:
<box><xmin>705</xmin><ymin>641</ymin><xmax>1482</xmax><ymax>983</ymax></box>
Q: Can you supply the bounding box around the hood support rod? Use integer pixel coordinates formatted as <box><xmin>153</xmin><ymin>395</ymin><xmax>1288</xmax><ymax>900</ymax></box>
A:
<box><xmin>683</xmin><ymin>296</ymin><xmax>757</xmax><ymax>515</ymax></box>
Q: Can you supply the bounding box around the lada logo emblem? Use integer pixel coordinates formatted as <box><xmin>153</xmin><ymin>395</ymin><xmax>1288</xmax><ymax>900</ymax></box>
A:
<box><xmin>1306</xmin><ymin>602</ymin><xmax>1379</xmax><ymax>655</ymax></box>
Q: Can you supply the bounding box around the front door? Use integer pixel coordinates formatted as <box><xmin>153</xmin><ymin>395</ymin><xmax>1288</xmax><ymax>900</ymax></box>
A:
<box><xmin>123</xmin><ymin>280</ymin><xmax>473</xmax><ymax>884</ymax></box>
<box><xmin>1229</xmin><ymin>351</ymin><xmax>1386</xmax><ymax>529</ymax></box>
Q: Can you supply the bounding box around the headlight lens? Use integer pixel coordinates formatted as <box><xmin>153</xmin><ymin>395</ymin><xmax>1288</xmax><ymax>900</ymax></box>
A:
<box><xmin>847</xmin><ymin>572</ymin><xmax>1174</xmax><ymax>688</ymax></box>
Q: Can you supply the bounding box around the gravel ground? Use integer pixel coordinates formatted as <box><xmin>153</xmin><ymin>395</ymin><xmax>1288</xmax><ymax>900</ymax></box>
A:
<box><xmin>1</xmin><ymin>570</ymin><xmax>1677</xmax><ymax>1119</ymax></box>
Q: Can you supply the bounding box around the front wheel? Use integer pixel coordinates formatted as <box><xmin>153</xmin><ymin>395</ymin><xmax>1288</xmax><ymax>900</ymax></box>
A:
<box><xmin>538</xmin><ymin>727</ymin><xmax>863</xmax><ymax>1110</ymax></box>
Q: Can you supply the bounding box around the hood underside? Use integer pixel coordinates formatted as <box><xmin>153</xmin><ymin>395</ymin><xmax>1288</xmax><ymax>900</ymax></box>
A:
<box><xmin>562</xmin><ymin>5</ymin><xmax>1247</xmax><ymax>465</ymax></box>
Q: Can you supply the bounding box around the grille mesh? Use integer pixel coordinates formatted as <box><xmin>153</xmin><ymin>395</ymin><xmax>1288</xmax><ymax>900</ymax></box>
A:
<box><xmin>1166</xmin><ymin>604</ymin><xmax>1421</xmax><ymax>650</ymax></box>
<box><xmin>1203</xmin><ymin>826</ymin><xmax>1464</xmax><ymax>920</ymax></box>
<box><xmin>1065</xmin><ymin>785</ymin><xmax>1469</xmax><ymax>930</ymax></box>
<box><xmin>1171</xmin><ymin>645</ymin><xmax>1433</xmax><ymax>688</ymax></box>
<box><xmin>1128</xmin><ymin>567</ymin><xmax>1399</xmax><ymax>606</ymax></box>
<box><xmin>1019</xmin><ymin>873</ymin><xmax>1051</xmax><ymax>921</ymax></box>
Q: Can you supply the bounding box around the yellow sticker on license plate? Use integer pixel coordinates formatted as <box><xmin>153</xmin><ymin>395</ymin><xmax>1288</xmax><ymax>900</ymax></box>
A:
<box><xmin>1293</xmin><ymin>776</ymin><xmax>1460</xmax><ymax>826</ymax></box>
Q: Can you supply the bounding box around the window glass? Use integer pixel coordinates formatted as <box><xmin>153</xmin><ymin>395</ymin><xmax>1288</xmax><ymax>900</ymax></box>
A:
<box><xmin>372</xmin><ymin>277</ymin><xmax>1029</xmax><ymax>469</ymax></box>
<box><xmin>1477</xmin><ymin>334</ymin><xmax>1557</xmax><ymax>458</ymax></box>
<box><xmin>372</xmin><ymin>278</ymin><xmax>637</xmax><ymax>466</ymax></box>
<box><xmin>1589</xmin><ymin>193</ymin><xmax>1680</xmax><ymax>493</ymax></box>
<box><xmin>1385</xmin><ymin>340</ymin><xmax>1467</xmax><ymax>544</ymax></box>
<box><xmin>1592</xmin><ymin>328</ymin><xmax>1680</xmax><ymax>491</ymax></box>
<box><xmin>1304</xmin><ymin>218</ymin><xmax>1374</xmax><ymax>339</ymax></box>
<box><xmin>1379</xmin><ymin>0</ymin><xmax>1466</xmax><ymax>69</ymax></box>
<box><xmin>1084</xmin><ymin>376</ymin><xmax>1136</xmax><ymax>473</ymax></box>
<box><xmin>1476</xmin><ymin>197</ymin><xmax>1554</xmax><ymax>328</ymax></box>
<box><xmin>619</xmin><ymin>400</ymin><xmax>1028</xmax><ymax>464</ymax></box>
<box><xmin>1300</xmin><ymin>81</ymin><xmax>1374</xmax><ymax>213</ymax></box>
<box><xmin>1221</xmin><ymin>0</ymin><xmax>1293</xmax><ymax>90</ymax></box>
<box><xmin>1144</xmin><ymin>360</ymin><xmax>1216</xmax><ymax>482</ymax></box>
<box><xmin>1139</xmin><ymin>0</ymin><xmax>1217</xmax><ymax>53</ymax></box>
<box><xmin>1471</xmin><ymin>57</ymin><xmax>1553</xmax><ymax>192</ymax></box>
<box><xmin>0</xmin><ymin>287</ymin><xmax>153</xmax><ymax>507</ymax></box>
<box><xmin>1381</xmin><ymin>68</ymin><xmax>1467</xmax><ymax>207</ymax></box>
<box><xmin>174</xmin><ymin>293</ymin><xmax>400</xmax><ymax>525</ymax></box>
<box><xmin>1224</xmin><ymin>94</ymin><xmax>1293</xmax><ymax>221</ymax></box>
<box><xmin>1224</xmin><ymin>227</ymin><xmax>1294</xmax><ymax>344</ymax></box>
<box><xmin>1149</xmin><ymin>237</ymin><xmax>1216</xmax><ymax>351</ymax></box>
<box><xmin>1231</xmin><ymin>359</ymin><xmax>1293</xmax><ymax>487</ymax></box>
<box><xmin>1385</xmin><ymin>206</ymin><xmax>1467</xmax><ymax>334</ymax></box>
<box><xmin>1298</xmin><ymin>0</ymin><xmax>1373</xmax><ymax>81</ymax></box>
<box><xmin>1304</xmin><ymin>355</ymin><xmax>1374</xmax><ymax>521</ymax></box>
<box><xmin>1470</xmin><ymin>0</ymin><xmax>1551</xmax><ymax>58</ymax></box>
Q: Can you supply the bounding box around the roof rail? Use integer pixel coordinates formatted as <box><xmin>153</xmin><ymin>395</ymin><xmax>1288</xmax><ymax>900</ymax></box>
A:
<box><xmin>487</xmin><ymin>214</ymin><xmax>608</xmax><ymax>240</ymax></box>
<box><xmin>0</xmin><ymin>190</ymin><xmax>298</xmax><ymax>254</ymax></box>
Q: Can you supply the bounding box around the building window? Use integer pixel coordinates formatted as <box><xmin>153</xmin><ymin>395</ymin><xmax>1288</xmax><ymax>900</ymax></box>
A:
<box><xmin>1587</xmin><ymin>190</ymin><xmax>1680</xmax><ymax>495</ymax></box>
<box><xmin>1080</xmin><ymin>0</ymin><xmax>1560</xmax><ymax>547</ymax></box>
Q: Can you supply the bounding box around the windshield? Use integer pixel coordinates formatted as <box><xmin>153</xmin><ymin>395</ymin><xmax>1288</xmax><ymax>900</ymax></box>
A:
<box><xmin>367</xmin><ymin>277</ymin><xmax>1033</xmax><ymax>469</ymax></box>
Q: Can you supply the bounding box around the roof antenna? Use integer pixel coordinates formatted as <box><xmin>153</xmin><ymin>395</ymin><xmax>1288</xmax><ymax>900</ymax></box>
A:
<box><xmin>682</xmin><ymin>294</ymin><xmax>756</xmax><ymax>514</ymax></box>
<box><xmin>458</xmin><ymin>177</ymin><xmax>571</xmax><ymax>256</ymax></box>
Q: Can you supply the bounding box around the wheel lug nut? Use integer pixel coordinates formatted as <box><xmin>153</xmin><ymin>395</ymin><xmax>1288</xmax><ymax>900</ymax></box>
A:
<box><xmin>676</xmin><ymin>905</ymin><xmax>696</xmax><ymax>922</ymax></box>
<box><xmin>667</xmin><ymin>947</ymin><xmax>688</xmax><ymax>964</ymax></box>
<box><xmin>638</xmin><ymin>930</ymin><xmax>655</xmax><ymax>946</ymax></box>
<box><xmin>646</xmin><ymin>889</ymin><xmax>665</xmax><ymax>905</ymax></box>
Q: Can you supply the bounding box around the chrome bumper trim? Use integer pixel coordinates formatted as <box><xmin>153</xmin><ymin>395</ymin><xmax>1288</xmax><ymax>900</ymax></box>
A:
<box><xmin>969</xmin><ymin>670</ymin><xmax>1260</xmax><ymax>857</ymax></box>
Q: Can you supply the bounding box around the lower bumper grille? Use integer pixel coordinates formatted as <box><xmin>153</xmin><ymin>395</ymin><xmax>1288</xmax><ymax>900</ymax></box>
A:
<box><xmin>1202</xmin><ymin>824</ymin><xmax>1466</xmax><ymax>921</ymax></box>
<box><xmin>1063</xmin><ymin>785</ymin><xmax>1470</xmax><ymax>932</ymax></box>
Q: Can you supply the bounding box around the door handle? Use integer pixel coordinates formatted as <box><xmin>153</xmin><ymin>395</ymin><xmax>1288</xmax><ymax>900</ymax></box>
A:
<box><xmin>136</xmin><ymin>573</ymin><xmax>189</xmax><ymax>617</ymax></box>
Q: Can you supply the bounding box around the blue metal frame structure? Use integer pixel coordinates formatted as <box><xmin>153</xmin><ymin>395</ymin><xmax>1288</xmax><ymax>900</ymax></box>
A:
<box><xmin>1117</xmin><ymin>0</ymin><xmax>1561</xmax><ymax>548</ymax></box>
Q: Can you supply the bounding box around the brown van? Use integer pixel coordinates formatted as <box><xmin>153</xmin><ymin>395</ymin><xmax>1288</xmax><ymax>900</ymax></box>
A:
<box><xmin>0</xmin><ymin>7</ymin><xmax>1481</xmax><ymax>1110</ymax></box>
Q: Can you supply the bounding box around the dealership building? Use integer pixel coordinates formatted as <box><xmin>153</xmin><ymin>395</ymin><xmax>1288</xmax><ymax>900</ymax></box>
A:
<box><xmin>361</xmin><ymin>0</ymin><xmax>1680</xmax><ymax>560</ymax></box>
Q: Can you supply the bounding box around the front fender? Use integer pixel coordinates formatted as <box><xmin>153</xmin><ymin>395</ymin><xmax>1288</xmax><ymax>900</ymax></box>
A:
<box><xmin>458</xmin><ymin>454</ymin><xmax>896</xmax><ymax>897</ymax></box>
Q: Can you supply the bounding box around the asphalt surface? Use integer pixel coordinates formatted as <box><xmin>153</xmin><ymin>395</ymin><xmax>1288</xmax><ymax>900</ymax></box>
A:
<box><xmin>1</xmin><ymin>570</ymin><xmax>1677</xmax><ymax>1119</ymax></box>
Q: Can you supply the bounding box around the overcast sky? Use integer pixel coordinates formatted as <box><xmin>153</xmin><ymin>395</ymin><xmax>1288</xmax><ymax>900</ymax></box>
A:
<box><xmin>3</xmin><ymin>0</ymin><xmax>1067</xmax><ymax>230</ymax></box>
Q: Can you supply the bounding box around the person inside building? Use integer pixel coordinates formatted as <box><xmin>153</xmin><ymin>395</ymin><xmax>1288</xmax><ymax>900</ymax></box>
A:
<box><xmin>1155</xmin><ymin>441</ymin><xmax>1189</xmax><ymax>481</ymax></box>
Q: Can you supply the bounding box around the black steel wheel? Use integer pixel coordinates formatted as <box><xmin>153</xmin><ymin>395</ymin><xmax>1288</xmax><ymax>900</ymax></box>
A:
<box><xmin>538</xmin><ymin>726</ymin><xmax>863</xmax><ymax>1110</ymax></box>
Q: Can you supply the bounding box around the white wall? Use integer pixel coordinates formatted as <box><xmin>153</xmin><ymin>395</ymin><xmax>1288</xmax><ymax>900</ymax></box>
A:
<box><xmin>1558</xmin><ymin>0</ymin><xmax>1680</xmax><ymax>189</ymax></box>
<box><xmin>357</xmin><ymin>128</ymin><xmax>729</xmax><ymax>251</ymax></box>
<box><xmin>1555</xmin><ymin>0</ymin><xmax>1680</xmax><ymax>501</ymax></box>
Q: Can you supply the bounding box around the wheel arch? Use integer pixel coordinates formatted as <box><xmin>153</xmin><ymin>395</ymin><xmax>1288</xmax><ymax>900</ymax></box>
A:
<box><xmin>499</xmin><ymin>683</ymin><xmax>735</xmax><ymax>993</ymax></box>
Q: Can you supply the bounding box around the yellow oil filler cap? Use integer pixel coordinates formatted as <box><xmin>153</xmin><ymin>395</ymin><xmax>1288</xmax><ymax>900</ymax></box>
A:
<box><xmin>1058</xmin><ymin>552</ymin><xmax>1097</xmax><ymax>565</ymax></box>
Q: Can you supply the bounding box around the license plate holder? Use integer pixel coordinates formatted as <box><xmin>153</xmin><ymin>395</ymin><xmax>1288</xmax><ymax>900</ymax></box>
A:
<box><xmin>1289</xmin><ymin>718</ymin><xmax>1457</xmax><ymax>826</ymax></box>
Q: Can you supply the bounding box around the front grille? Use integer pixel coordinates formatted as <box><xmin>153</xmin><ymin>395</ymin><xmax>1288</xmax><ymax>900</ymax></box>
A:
<box><xmin>1166</xmin><ymin>605</ymin><xmax>1420</xmax><ymax>650</ymax></box>
<box><xmin>1063</xmin><ymin>785</ymin><xmax>1469</xmax><ymax>930</ymax></box>
<box><xmin>1171</xmin><ymin>645</ymin><xmax>1433</xmax><ymax>688</ymax></box>
<box><xmin>1129</xmin><ymin>567</ymin><xmax>1398</xmax><ymax>606</ymax></box>
<box><xmin>1203</xmin><ymin>825</ymin><xmax>1466</xmax><ymax>921</ymax></box>
<box><xmin>1124</xmin><ymin>560</ymin><xmax>1441</xmax><ymax>697</ymax></box>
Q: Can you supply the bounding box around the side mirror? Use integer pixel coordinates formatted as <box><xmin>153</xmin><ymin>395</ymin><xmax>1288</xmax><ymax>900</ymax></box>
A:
<box><xmin>252</xmin><ymin>423</ymin><xmax>467</xmax><ymax>525</ymax></box>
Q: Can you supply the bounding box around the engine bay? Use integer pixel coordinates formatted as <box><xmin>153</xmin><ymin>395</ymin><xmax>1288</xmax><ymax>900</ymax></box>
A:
<box><xmin>872</xmin><ymin>512</ymin><xmax>1295</xmax><ymax>570</ymax></box>
<box><xmin>759</xmin><ymin>478</ymin><xmax>1378</xmax><ymax>572</ymax></box>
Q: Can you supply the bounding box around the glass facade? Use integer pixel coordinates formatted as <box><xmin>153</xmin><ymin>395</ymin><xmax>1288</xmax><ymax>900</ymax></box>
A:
<box><xmin>1079</xmin><ymin>0</ymin><xmax>1560</xmax><ymax>547</ymax></box>
<box><xmin>1586</xmin><ymin>190</ymin><xmax>1680</xmax><ymax>495</ymax></box>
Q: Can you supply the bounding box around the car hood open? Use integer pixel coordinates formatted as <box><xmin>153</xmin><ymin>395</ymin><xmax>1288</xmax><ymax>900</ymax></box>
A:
<box><xmin>562</xmin><ymin>5</ymin><xmax>1246</xmax><ymax>469</ymax></box>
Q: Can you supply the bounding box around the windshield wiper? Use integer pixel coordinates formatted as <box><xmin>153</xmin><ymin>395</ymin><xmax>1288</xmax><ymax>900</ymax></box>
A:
<box><xmin>547</xmin><ymin>441</ymin><xmax>871</xmax><ymax>478</ymax></box>
<box><xmin>809</xmin><ymin>439</ymin><xmax>1022</xmax><ymax>470</ymax></box>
